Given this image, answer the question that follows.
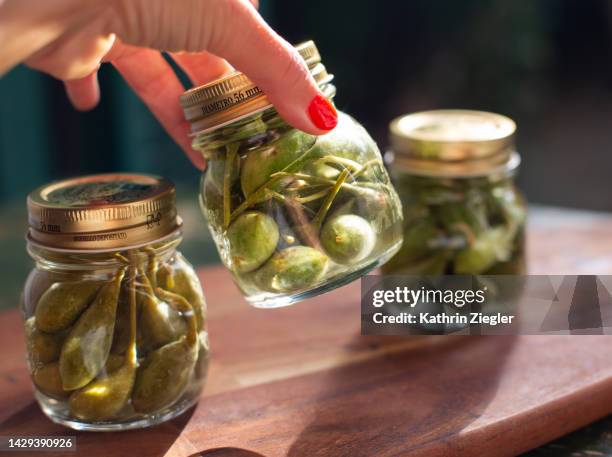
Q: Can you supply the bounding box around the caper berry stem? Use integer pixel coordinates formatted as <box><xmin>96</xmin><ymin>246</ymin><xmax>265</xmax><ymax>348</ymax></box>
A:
<box><xmin>311</xmin><ymin>168</ymin><xmax>350</xmax><ymax>233</ymax></box>
<box><xmin>351</xmin><ymin>159</ymin><xmax>382</xmax><ymax>180</ymax></box>
<box><xmin>223</xmin><ymin>143</ymin><xmax>240</xmax><ymax>229</ymax></box>
<box><xmin>114</xmin><ymin>253</ymin><xmax>130</xmax><ymax>265</ymax></box>
<box><xmin>272</xmin><ymin>171</ymin><xmax>389</xmax><ymax>195</ymax></box>
<box><xmin>229</xmin><ymin>176</ymin><xmax>283</xmax><ymax>223</ymax></box>
<box><xmin>143</xmin><ymin>247</ymin><xmax>158</xmax><ymax>289</ymax></box>
<box><xmin>295</xmin><ymin>188</ymin><xmax>331</xmax><ymax>204</ymax></box>
<box><xmin>269</xmin><ymin>190</ymin><xmax>316</xmax><ymax>216</ymax></box>
<box><xmin>126</xmin><ymin>267</ymin><xmax>138</xmax><ymax>368</ymax></box>
<box><xmin>282</xmin><ymin>195</ymin><xmax>323</xmax><ymax>250</ymax></box>
<box><xmin>271</xmin><ymin>171</ymin><xmax>326</xmax><ymax>184</ymax></box>
<box><xmin>157</xmin><ymin>263</ymin><xmax>176</xmax><ymax>290</ymax></box>
<box><xmin>154</xmin><ymin>288</ymin><xmax>197</xmax><ymax>348</ymax></box>
<box><xmin>277</xmin><ymin>145</ymin><xmax>319</xmax><ymax>175</ymax></box>
<box><xmin>314</xmin><ymin>156</ymin><xmax>362</xmax><ymax>174</ymax></box>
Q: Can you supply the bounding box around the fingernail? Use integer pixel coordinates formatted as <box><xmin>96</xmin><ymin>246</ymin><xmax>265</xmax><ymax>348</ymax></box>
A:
<box><xmin>307</xmin><ymin>94</ymin><xmax>338</xmax><ymax>130</ymax></box>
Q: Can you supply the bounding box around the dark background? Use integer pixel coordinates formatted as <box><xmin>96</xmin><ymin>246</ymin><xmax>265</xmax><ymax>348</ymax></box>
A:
<box><xmin>2</xmin><ymin>0</ymin><xmax>612</xmax><ymax>210</ymax></box>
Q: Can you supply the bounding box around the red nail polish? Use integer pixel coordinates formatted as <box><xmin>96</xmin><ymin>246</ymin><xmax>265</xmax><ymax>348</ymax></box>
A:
<box><xmin>307</xmin><ymin>94</ymin><xmax>338</xmax><ymax>130</ymax></box>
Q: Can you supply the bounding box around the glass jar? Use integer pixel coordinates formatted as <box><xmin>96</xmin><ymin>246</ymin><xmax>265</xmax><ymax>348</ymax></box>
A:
<box><xmin>180</xmin><ymin>41</ymin><xmax>403</xmax><ymax>308</ymax></box>
<box><xmin>382</xmin><ymin>110</ymin><xmax>527</xmax><ymax>275</ymax></box>
<box><xmin>22</xmin><ymin>174</ymin><xmax>209</xmax><ymax>431</ymax></box>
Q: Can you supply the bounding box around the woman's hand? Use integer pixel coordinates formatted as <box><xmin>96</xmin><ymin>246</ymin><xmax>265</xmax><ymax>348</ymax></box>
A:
<box><xmin>0</xmin><ymin>0</ymin><xmax>337</xmax><ymax>169</ymax></box>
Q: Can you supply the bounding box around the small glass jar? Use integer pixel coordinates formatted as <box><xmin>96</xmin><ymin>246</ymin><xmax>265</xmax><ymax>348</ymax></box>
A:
<box><xmin>382</xmin><ymin>110</ymin><xmax>527</xmax><ymax>275</ymax></box>
<box><xmin>22</xmin><ymin>174</ymin><xmax>209</xmax><ymax>431</ymax></box>
<box><xmin>180</xmin><ymin>41</ymin><xmax>403</xmax><ymax>307</ymax></box>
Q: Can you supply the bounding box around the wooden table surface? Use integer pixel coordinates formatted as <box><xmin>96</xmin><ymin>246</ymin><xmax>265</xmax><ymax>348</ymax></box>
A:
<box><xmin>1</xmin><ymin>207</ymin><xmax>612</xmax><ymax>457</ymax></box>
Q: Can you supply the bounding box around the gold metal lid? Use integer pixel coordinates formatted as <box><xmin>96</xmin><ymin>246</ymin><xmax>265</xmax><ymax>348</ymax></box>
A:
<box><xmin>389</xmin><ymin>110</ymin><xmax>519</xmax><ymax>177</ymax></box>
<box><xmin>27</xmin><ymin>173</ymin><xmax>181</xmax><ymax>251</ymax></box>
<box><xmin>180</xmin><ymin>40</ymin><xmax>331</xmax><ymax>134</ymax></box>
<box><xmin>295</xmin><ymin>40</ymin><xmax>321</xmax><ymax>67</ymax></box>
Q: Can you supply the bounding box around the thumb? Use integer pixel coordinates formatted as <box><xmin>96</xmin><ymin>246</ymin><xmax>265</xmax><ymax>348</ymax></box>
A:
<box><xmin>206</xmin><ymin>0</ymin><xmax>338</xmax><ymax>134</ymax></box>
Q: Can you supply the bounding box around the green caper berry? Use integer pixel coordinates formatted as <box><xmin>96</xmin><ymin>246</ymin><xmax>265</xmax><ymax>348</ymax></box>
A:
<box><xmin>321</xmin><ymin>214</ymin><xmax>375</xmax><ymax>264</ymax></box>
<box><xmin>253</xmin><ymin>246</ymin><xmax>328</xmax><ymax>293</ymax></box>
<box><xmin>227</xmin><ymin>211</ymin><xmax>280</xmax><ymax>273</ymax></box>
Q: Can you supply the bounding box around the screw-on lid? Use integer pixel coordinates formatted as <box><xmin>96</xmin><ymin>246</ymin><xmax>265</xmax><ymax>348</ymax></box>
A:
<box><xmin>389</xmin><ymin>110</ymin><xmax>519</xmax><ymax>177</ymax></box>
<box><xmin>27</xmin><ymin>174</ymin><xmax>181</xmax><ymax>251</ymax></box>
<box><xmin>180</xmin><ymin>40</ymin><xmax>332</xmax><ymax>134</ymax></box>
<box><xmin>296</xmin><ymin>40</ymin><xmax>322</xmax><ymax>67</ymax></box>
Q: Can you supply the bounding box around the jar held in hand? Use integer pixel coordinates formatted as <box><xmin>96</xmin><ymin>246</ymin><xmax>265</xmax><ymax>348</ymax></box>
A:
<box><xmin>23</xmin><ymin>174</ymin><xmax>209</xmax><ymax>431</ymax></box>
<box><xmin>182</xmin><ymin>41</ymin><xmax>404</xmax><ymax>308</ymax></box>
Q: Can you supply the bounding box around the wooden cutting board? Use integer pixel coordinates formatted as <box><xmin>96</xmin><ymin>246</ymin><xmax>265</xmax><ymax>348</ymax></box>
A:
<box><xmin>1</xmin><ymin>207</ymin><xmax>612</xmax><ymax>457</ymax></box>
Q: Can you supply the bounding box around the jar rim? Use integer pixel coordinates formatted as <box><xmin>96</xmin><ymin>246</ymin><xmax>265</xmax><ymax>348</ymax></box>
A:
<box><xmin>26</xmin><ymin>223</ymin><xmax>183</xmax><ymax>255</ymax></box>
<box><xmin>188</xmin><ymin>81</ymin><xmax>337</xmax><ymax>139</ymax></box>
<box><xmin>387</xmin><ymin>150</ymin><xmax>521</xmax><ymax>179</ymax></box>
<box><xmin>27</xmin><ymin>173</ymin><xmax>180</xmax><ymax>251</ymax></box>
<box><xmin>388</xmin><ymin>110</ymin><xmax>519</xmax><ymax>178</ymax></box>
<box><xmin>181</xmin><ymin>41</ymin><xmax>333</xmax><ymax>135</ymax></box>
